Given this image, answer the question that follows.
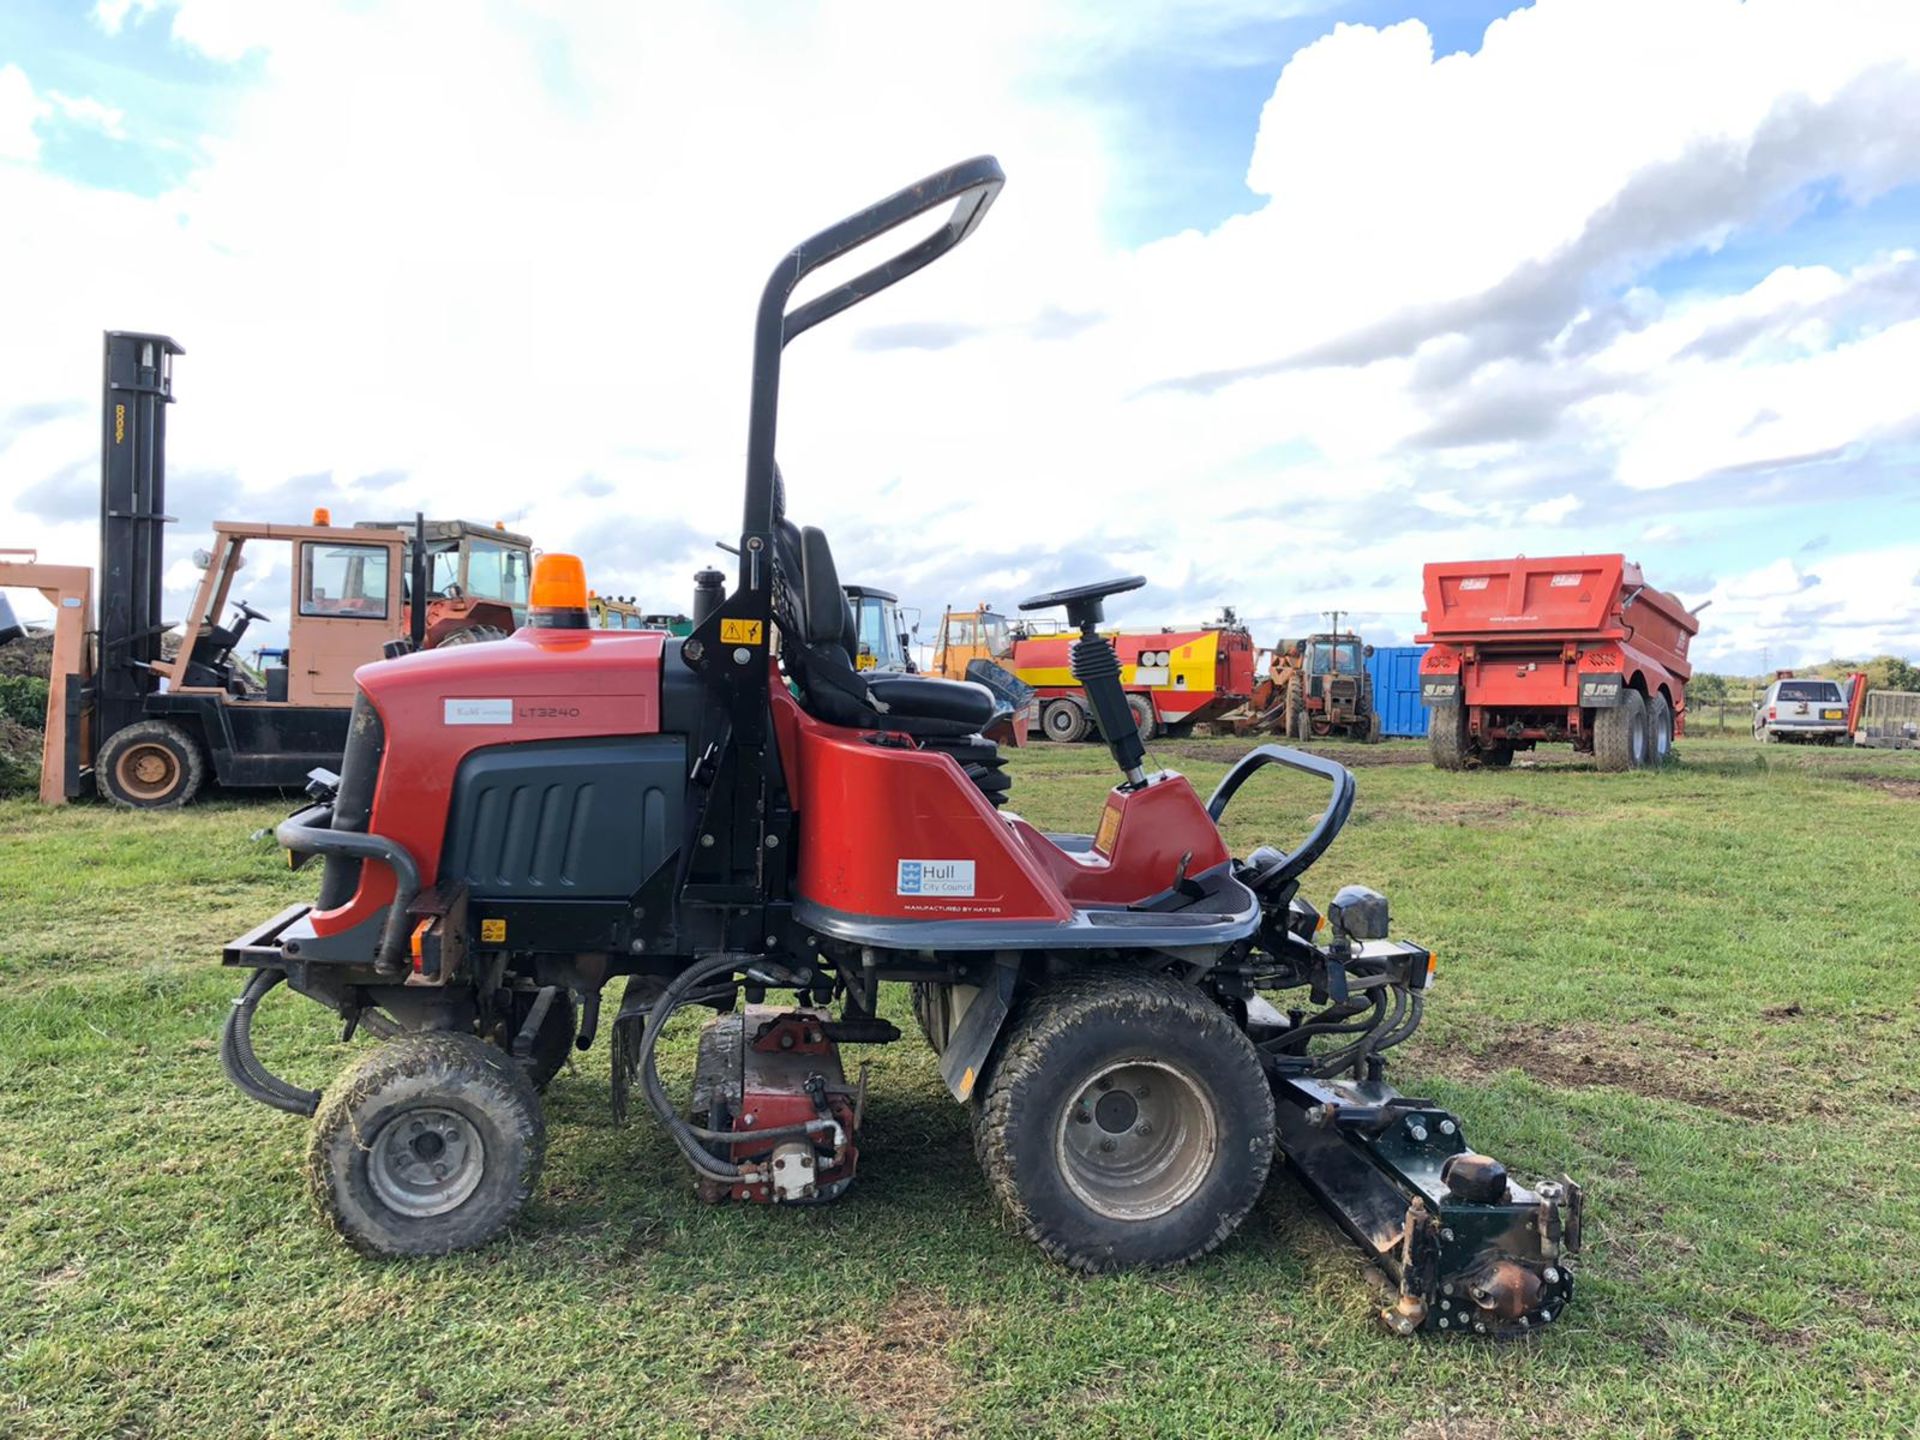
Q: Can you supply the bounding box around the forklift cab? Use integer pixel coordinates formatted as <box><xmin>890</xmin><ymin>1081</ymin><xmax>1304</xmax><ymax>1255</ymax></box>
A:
<box><xmin>167</xmin><ymin>520</ymin><xmax>408</xmax><ymax>707</ymax></box>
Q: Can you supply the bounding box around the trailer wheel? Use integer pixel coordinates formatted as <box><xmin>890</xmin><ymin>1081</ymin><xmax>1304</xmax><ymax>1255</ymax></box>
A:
<box><xmin>96</xmin><ymin>720</ymin><xmax>206</xmax><ymax>808</ymax></box>
<box><xmin>1429</xmin><ymin>700</ymin><xmax>1468</xmax><ymax>771</ymax></box>
<box><xmin>1124</xmin><ymin>694</ymin><xmax>1156</xmax><ymax>745</ymax></box>
<box><xmin>1042</xmin><ymin>699</ymin><xmax>1090</xmax><ymax>743</ymax></box>
<box><xmin>1594</xmin><ymin>690</ymin><xmax>1649</xmax><ymax>771</ymax></box>
<box><xmin>972</xmin><ymin>970</ymin><xmax>1273</xmax><ymax>1273</ymax></box>
<box><xmin>1650</xmin><ymin>694</ymin><xmax>1675</xmax><ymax>764</ymax></box>
<box><xmin>307</xmin><ymin>1031</ymin><xmax>544</xmax><ymax>1257</ymax></box>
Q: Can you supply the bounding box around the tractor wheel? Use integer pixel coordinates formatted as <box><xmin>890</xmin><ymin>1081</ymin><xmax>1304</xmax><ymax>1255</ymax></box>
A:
<box><xmin>488</xmin><ymin>988</ymin><xmax>578</xmax><ymax>1090</ymax></box>
<box><xmin>1283</xmin><ymin>679</ymin><xmax>1305</xmax><ymax>740</ymax></box>
<box><xmin>435</xmin><ymin>624</ymin><xmax>510</xmax><ymax>648</ymax></box>
<box><xmin>1124</xmin><ymin>694</ymin><xmax>1156</xmax><ymax>745</ymax></box>
<box><xmin>1042</xmin><ymin>699</ymin><xmax>1090</xmax><ymax>743</ymax></box>
<box><xmin>1649</xmin><ymin>694</ymin><xmax>1675</xmax><ymax>764</ymax></box>
<box><xmin>1594</xmin><ymin>691</ymin><xmax>1649</xmax><ymax>771</ymax></box>
<box><xmin>1429</xmin><ymin>700</ymin><xmax>1468</xmax><ymax>771</ymax></box>
<box><xmin>308</xmin><ymin>1031</ymin><xmax>544</xmax><ymax>1258</ymax></box>
<box><xmin>972</xmin><ymin>970</ymin><xmax>1273</xmax><ymax>1274</ymax></box>
<box><xmin>96</xmin><ymin>720</ymin><xmax>206</xmax><ymax>809</ymax></box>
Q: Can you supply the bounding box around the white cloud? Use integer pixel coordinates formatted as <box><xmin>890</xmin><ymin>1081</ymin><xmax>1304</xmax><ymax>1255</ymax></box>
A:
<box><xmin>4</xmin><ymin>0</ymin><xmax>1920</xmax><ymax>662</ymax></box>
<box><xmin>0</xmin><ymin>64</ymin><xmax>51</xmax><ymax>163</ymax></box>
<box><xmin>46</xmin><ymin>91</ymin><xmax>128</xmax><ymax>140</ymax></box>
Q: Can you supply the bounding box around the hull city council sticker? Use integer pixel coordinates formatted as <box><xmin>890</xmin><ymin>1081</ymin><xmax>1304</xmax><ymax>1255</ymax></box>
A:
<box><xmin>897</xmin><ymin>860</ymin><xmax>976</xmax><ymax>897</ymax></box>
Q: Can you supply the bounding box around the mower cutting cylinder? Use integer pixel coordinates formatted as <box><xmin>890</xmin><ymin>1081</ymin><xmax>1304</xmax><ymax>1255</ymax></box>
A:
<box><xmin>1272</xmin><ymin>1074</ymin><xmax>1580</xmax><ymax>1336</ymax></box>
<box><xmin>689</xmin><ymin>1007</ymin><xmax>861</xmax><ymax>1204</ymax></box>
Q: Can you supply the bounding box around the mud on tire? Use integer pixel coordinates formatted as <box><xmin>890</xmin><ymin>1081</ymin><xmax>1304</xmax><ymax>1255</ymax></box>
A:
<box><xmin>307</xmin><ymin>1031</ymin><xmax>545</xmax><ymax>1257</ymax></box>
<box><xmin>972</xmin><ymin>970</ymin><xmax>1273</xmax><ymax>1274</ymax></box>
<box><xmin>1429</xmin><ymin>699</ymin><xmax>1468</xmax><ymax>771</ymax></box>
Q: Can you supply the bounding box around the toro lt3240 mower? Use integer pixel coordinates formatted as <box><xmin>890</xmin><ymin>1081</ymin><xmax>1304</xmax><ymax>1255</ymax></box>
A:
<box><xmin>221</xmin><ymin>157</ymin><xmax>1580</xmax><ymax>1336</ymax></box>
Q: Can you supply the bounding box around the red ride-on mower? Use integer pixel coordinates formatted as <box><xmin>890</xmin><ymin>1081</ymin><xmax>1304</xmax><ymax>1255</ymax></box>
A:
<box><xmin>220</xmin><ymin>157</ymin><xmax>1580</xmax><ymax>1335</ymax></box>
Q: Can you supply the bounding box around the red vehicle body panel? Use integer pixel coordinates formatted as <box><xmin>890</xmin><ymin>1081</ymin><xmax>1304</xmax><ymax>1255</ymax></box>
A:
<box><xmin>315</xmin><ymin>639</ymin><xmax>1234</xmax><ymax>940</ymax></box>
<box><xmin>1416</xmin><ymin>554</ymin><xmax>1698</xmax><ymax>748</ymax></box>
<box><xmin>773</xmin><ymin>687</ymin><xmax>1230</xmax><ymax>921</ymax></box>
<box><xmin>311</xmin><ymin>628</ymin><xmax>666</xmax><ymax>938</ymax></box>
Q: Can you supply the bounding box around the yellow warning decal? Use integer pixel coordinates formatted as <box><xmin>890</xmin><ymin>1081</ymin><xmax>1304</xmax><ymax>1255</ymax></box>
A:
<box><xmin>720</xmin><ymin>618</ymin><xmax>764</xmax><ymax>645</ymax></box>
<box><xmin>480</xmin><ymin>918</ymin><xmax>507</xmax><ymax>943</ymax></box>
<box><xmin>114</xmin><ymin>404</ymin><xmax>126</xmax><ymax>444</ymax></box>
<box><xmin>1094</xmin><ymin>802</ymin><xmax>1122</xmax><ymax>855</ymax></box>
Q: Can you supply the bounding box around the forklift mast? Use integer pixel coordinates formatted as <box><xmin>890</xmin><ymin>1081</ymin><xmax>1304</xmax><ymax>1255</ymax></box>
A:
<box><xmin>97</xmin><ymin>332</ymin><xmax>184</xmax><ymax>742</ymax></box>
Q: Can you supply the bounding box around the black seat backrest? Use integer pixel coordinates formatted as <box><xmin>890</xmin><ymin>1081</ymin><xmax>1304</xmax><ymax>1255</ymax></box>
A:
<box><xmin>790</xmin><ymin>525</ymin><xmax>877</xmax><ymax>726</ymax></box>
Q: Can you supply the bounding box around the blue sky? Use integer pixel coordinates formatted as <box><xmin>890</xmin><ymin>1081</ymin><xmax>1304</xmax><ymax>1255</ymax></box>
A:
<box><xmin>2</xmin><ymin>0</ymin><xmax>1917</xmax><ymax>672</ymax></box>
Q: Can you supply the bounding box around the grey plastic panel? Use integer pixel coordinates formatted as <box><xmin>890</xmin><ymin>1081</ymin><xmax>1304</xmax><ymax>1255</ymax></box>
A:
<box><xmin>442</xmin><ymin>735</ymin><xmax>685</xmax><ymax>899</ymax></box>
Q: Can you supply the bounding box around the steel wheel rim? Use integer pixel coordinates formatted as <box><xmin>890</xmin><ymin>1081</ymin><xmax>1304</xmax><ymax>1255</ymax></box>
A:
<box><xmin>368</xmin><ymin>1106</ymin><xmax>486</xmax><ymax>1218</ymax></box>
<box><xmin>1057</xmin><ymin>1060</ymin><xmax>1218</xmax><ymax>1221</ymax></box>
<box><xmin>116</xmin><ymin>743</ymin><xmax>179</xmax><ymax>801</ymax></box>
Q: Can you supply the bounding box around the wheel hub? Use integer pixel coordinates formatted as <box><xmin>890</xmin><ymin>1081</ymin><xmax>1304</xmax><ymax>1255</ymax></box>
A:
<box><xmin>1058</xmin><ymin>1060</ymin><xmax>1218</xmax><ymax>1220</ymax></box>
<box><xmin>117</xmin><ymin>744</ymin><xmax>179</xmax><ymax>799</ymax></box>
<box><xmin>368</xmin><ymin>1106</ymin><xmax>486</xmax><ymax>1218</ymax></box>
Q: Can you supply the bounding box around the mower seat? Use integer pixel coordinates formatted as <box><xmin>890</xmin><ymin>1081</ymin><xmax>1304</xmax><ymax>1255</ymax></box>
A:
<box><xmin>784</xmin><ymin>524</ymin><xmax>995</xmax><ymax>736</ymax></box>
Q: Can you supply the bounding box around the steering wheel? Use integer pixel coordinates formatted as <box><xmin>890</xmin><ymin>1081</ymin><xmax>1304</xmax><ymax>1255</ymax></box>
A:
<box><xmin>1018</xmin><ymin>575</ymin><xmax>1145</xmax><ymax>630</ymax></box>
<box><xmin>233</xmin><ymin>600</ymin><xmax>271</xmax><ymax>624</ymax></box>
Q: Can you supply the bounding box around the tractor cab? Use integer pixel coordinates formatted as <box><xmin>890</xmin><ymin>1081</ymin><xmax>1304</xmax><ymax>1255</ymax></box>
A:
<box><xmin>845</xmin><ymin>584</ymin><xmax>917</xmax><ymax>672</ymax></box>
<box><xmin>929</xmin><ymin>603</ymin><xmax>1011</xmax><ymax>680</ymax></box>
<box><xmin>358</xmin><ymin>518</ymin><xmax>532</xmax><ymax>643</ymax></box>
<box><xmin>1303</xmin><ymin>634</ymin><xmax>1366</xmax><ymax>682</ymax></box>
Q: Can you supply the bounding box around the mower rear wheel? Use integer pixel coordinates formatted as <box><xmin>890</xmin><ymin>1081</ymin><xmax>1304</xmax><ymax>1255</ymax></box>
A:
<box><xmin>1429</xmin><ymin>700</ymin><xmax>1468</xmax><ymax>771</ymax></box>
<box><xmin>96</xmin><ymin>720</ymin><xmax>206</xmax><ymax>809</ymax></box>
<box><xmin>1594</xmin><ymin>690</ymin><xmax>1649</xmax><ymax>772</ymax></box>
<box><xmin>973</xmin><ymin>971</ymin><xmax>1273</xmax><ymax>1273</ymax></box>
<box><xmin>1042</xmin><ymin>699</ymin><xmax>1090</xmax><ymax>743</ymax></box>
<box><xmin>308</xmin><ymin>1031</ymin><xmax>544</xmax><ymax>1257</ymax></box>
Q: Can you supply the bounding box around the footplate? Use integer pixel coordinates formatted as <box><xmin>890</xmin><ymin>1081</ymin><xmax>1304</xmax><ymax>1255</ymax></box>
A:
<box><xmin>1272</xmin><ymin>1073</ymin><xmax>1581</xmax><ymax>1337</ymax></box>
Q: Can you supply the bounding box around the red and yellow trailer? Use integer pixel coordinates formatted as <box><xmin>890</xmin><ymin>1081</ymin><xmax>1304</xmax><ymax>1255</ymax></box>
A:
<box><xmin>932</xmin><ymin>605</ymin><xmax>1255</xmax><ymax>743</ymax></box>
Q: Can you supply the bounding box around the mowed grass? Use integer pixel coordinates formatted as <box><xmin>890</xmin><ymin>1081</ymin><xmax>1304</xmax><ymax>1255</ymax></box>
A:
<box><xmin>3</xmin><ymin>734</ymin><xmax>1919</xmax><ymax>1439</ymax></box>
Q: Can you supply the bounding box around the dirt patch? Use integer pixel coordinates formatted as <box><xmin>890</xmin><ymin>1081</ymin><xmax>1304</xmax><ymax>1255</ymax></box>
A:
<box><xmin>1848</xmin><ymin>776</ymin><xmax>1920</xmax><ymax>800</ymax></box>
<box><xmin>794</xmin><ymin>1289</ymin><xmax>983</xmax><ymax>1439</ymax></box>
<box><xmin>1381</xmin><ymin>796</ymin><xmax>1572</xmax><ymax>827</ymax></box>
<box><xmin>1163</xmin><ymin>738</ymin><xmax>1429</xmax><ymax>768</ymax></box>
<box><xmin>1431</xmin><ymin>1023</ymin><xmax>1791</xmax><ymax>1121</ymax></box>
<box><xmin>0</xmin><ymin>629</ymin><xmax>55</xmax><ymax>680</ymax></box>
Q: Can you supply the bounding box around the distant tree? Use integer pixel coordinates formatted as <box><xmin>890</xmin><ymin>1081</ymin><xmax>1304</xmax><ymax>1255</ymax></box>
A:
<box><xmin>1877</xmin><ymin>655</ymin><xmax>1920</xmax><ymax>692</ymax></box>
<box><xmin>1689</xmin><ymin>672</ymin><xmax>1730</xmax><ymax>704</ymax></box>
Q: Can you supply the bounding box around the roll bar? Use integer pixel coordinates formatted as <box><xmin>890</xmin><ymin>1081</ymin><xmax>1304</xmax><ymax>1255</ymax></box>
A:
<box><xmin>741</xmin><ymin>155</ymin><xmax>1004</xmax><ymax>545</ymax></box>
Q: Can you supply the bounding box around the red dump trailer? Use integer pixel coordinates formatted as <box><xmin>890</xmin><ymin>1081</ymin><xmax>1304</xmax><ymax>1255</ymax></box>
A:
<box><xmin>1415</xmin><ymin>554</ymin><xmax>1699</xmax><ymax>771</ymax></box>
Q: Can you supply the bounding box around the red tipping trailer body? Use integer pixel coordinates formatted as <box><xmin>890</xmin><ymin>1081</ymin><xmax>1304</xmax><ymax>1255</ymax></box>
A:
<box><xmin>1415</xmin><ymin>554</ymin><xmax>1698</xmax><ymax>767</ymax></box>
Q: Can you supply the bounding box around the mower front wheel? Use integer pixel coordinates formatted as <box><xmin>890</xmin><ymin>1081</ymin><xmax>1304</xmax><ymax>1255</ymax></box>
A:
<box><xmin>973</xmin><ymin>971</ymin><xmax>1273</xmax><ymax>1273</ymax></box>
<box><xmin>308</xmin><ymin>1031</ymin><xmax>545</xmax><ymax>1257</ymax></box>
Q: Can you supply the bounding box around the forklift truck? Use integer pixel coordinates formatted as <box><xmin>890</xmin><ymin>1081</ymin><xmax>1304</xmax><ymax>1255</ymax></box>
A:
<box><xmin>0</xmin><ymin>333</ymin><xmax>534</xmax><ymax>808</ymax></box>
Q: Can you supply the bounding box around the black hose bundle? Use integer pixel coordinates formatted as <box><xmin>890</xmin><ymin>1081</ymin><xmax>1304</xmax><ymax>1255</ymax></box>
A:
<box><xmin>221</xmin><ymin>969</ymin><xmax>322</xmax><ymax>1116</ymax></box>
<box><xmin>632</xmin><ymin>954</ymin><xmax>835</xmax><ymax>1185</ymax></box>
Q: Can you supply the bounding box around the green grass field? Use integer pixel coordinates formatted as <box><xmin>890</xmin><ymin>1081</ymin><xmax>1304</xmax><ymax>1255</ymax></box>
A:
<box><xmin>3</xmin><ymin>734</ymin><xmax>1918</xmax><ymax>1439</ymax></box>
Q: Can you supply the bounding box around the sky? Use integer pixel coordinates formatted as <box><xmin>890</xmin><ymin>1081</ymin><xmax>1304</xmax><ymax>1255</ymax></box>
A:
<box><xmin>2</xmin><ymin>0</ymin><xmax>1918</xmax><ymax>674</ymax></box>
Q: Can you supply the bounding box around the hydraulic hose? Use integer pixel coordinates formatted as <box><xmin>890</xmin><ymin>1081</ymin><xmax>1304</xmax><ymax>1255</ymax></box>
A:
<box><xmin>220</xmin><ymin>969</ymin><xmax>322</xmax><ymax>1116</ymax></box>
<box><xmin>635</xmin><ymin>954</ymin><xmax>832</xmax><ymax>1184</ymax></box>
